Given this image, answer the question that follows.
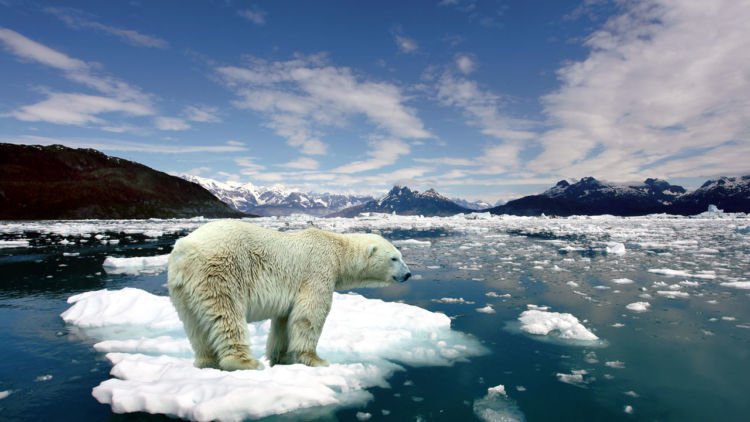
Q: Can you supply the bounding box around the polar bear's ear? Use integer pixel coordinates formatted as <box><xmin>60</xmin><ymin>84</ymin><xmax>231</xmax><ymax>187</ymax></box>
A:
<box><xmin>367</xmin><ymin>244</ymin><xmax>378</xmax><ymax>257</ymax></box>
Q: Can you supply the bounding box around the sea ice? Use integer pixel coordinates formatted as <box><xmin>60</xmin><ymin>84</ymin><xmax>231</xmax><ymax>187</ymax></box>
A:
<box><xmin>476</xmin><ymin>305</ymin><xmax>496</xmax><ymax>314</ymax></box>
<box><xmin>0</xmin><ymin>390</ymin><xmax>11</xmax><ymax>400</ymax></box>
<box><xmin>472</xmin><ymin>384</ymin><xmax>525</xmax><ymax>422</ymax></box>
<box><xmin>626</xmin><ymin>302</ymin><xmax>650</xmax><ymax>312</ymax></box>
<box><xmin>720</xmin><ymin>281</ymin><xmax>750</xmax><ymax>290</ymax></box>
<box><xmin>102</xmin><ymin>254</ymin><xmax>170</xmax><ymax>275</ymax></box>
<box><xmin>517</xmin><ymin>309</ymin><xmax>599</xmax><ymax>342</ymax></box>
<box><xmin>0</xmin><ymin>239</ymin><xmax>29</xmax><ymax>248</ymax></box>
<box><xmin>432</xmin><ymin>297</ymin><xmax>475</xmax><ymax>304</ymax></box>
<box><xmin>392</xmin><ymin>239</ymin><xmax>431</xmax><ymax>247</ymax></box>
<box><xmin>648</xmin><ymin>268</ymin><xmax>716</xmax><ymax>279</ymax></box>
<box><xmin>611</xmin><ymin>278</ymin><xmax>634</xmax><ymax>285</ymax></box>
<box><xmin>556</xmin><ymin>370</ymin><xmax>588</xmax><ymax>386</ymax></box>
<box><xmin>605</xmin><ymin>243</ymin><xmax>626</xmax><ymax>255</ymax></box>
<box><xmin>62</xmin><ymin>288</ymin><xmax>485</xmax><ymax>421</ymax></box>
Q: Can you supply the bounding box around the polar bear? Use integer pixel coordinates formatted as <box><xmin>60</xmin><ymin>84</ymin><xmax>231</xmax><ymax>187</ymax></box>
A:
<box><xmin>167</xmin><ymin>220</ymin><xmax>411</xmax><ymax>371</ymax></box>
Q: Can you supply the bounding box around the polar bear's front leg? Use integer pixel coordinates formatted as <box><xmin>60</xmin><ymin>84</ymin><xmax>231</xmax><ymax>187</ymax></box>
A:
<box><xmin>284</xmin><ymin>283</ymin><xmax>333</xmax><ymax>367</ymax></box>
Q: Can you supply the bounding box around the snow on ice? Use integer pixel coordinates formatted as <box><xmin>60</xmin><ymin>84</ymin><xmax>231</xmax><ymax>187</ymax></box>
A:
<box><xmin>517</xmin><ymin>308</ymin><xmax>599</xmax><ymax>343</ymax></box>
<box><xmin>473</xmin><ymin>384</ymin><xmax>526</xmax><ymax>422</ymax></box>
<box><xmin>62</xmin><ymin>288</ymin><xmax>485</xmax><ymax>421</ymax></box>
<box><xmin>626</xmin><ymin>302</ymin><xmax>651</xmax><ymax>312</ymax></box>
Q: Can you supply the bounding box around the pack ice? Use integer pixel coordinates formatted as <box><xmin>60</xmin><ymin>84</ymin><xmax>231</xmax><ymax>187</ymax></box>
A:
<box><xmin>62</xmin><ymin>288</ymin><xmax>485</xmax><ymax>421</ymax></box>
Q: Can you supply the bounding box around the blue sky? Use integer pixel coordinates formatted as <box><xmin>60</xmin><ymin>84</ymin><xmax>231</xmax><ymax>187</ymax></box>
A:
<box><xmin>1</xmin><ymin>0</ymin><xmax>748</xmax><ymax>201</ymax></box>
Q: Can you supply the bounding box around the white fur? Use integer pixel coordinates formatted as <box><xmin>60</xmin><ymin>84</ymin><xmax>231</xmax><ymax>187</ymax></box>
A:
<box><xmin>167</xmin><ymin>220</ymin><xmax>410</xmax><ymax>371</ymax></box>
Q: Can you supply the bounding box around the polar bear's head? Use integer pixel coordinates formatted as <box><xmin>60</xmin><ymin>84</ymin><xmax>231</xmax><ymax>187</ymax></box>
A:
<box><xmin>340</xmin><ymin>233</ymin><xmax>411</xmax><ymax>289</ymax></box>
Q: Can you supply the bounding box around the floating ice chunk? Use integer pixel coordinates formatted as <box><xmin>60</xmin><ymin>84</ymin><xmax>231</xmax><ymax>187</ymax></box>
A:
<box><xmin>556</xmin><ymin>370</ymin><xmax>588</xmax><ymax>386</ymax></box>
<box><xmin>0</xmin><ymin>390</ymin><xmax>11</xmax><ymax>400</ymax></box>
<box><xmin>605</xmin><ymin>243</ymin><xmax>626</xmax><ymax>255</ymax></box>
<box><xmin>624</xmin><ymin>405</ymin><xmax>634</xmax><ymax>414</ymax></box>
<box><xmin>656</xmin><ymin>291</ymin><xmax>690</xmax><ymax>299</ymax></box>
<box><xmin>517</xmin><ymin>309</ymin><xmax>598</xmax><ymax>342</ymax></box>
<box><xmin>356</xmin><ymin>411</ymin><xmax>372</xmax><ymax>421</ymax></box>
<box><xmin>605</xmin><ymin>361</ymin><xmax>625</xmax><ymax>368</ymax></box>
<box><xmin>611</xmin><ymin>278</ymin><xmax>634</xmax><ymax>285</ymax></box>
<box><xmin>626</xmin><ymin>302</ymin><xmax>650</xmax><ymax>312</ymax></box>
<box><xmin>433</xmin><ymin>297</ymin><xmax>475</xmax><ymax>304</ymax></box>
<box><xmin>392</xmin><ymin>239</ymin><xmax>431</xmax><ymax>247</ymax></box>
<box><xmin>35</xmin><ymin>374</ymin><xmax>53</xmax><ymax>382</ymax></box>
<box><xmin>102</xmin><ymin>254</ymin><xmax>170</xmax><ymax>275</ymax></box>
<box><xmin>486</xmin><ymin>292</ymin><xmax>511</xmax><ymax>298</ymax></box>
<box><xmin>648</xmin><ymin>269</ymin><xmax>716</xmax><ymax>279</ymax></box>
<box><xmin>473</xmin><ymin>384</ymin><xmax>525</xmax><ymax>422</ymax></box>
<box><xmin>0</xmin><ymin>239</ymin><xmax>29</xmax><ymax>248</ymax></box>
<box><xmin>63</xmin><ymin>288</ymin><xmax>485</xmax><ymax>420</ymax></box>
<box><xmin>720</xmin><ymin>281</ymin><xmax>750</xmax><ymax>290</ymax></box>
<box><xmin>476</xmin><ymin>305</ymin><xmax>496</xmax><ymax>314</ymax></box>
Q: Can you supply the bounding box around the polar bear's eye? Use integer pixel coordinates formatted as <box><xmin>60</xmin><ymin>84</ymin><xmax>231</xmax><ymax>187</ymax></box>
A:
<box><xmin>391</xmin><ymin>257</ymin><xmax>398</xmax><ymax>262</ymax></box>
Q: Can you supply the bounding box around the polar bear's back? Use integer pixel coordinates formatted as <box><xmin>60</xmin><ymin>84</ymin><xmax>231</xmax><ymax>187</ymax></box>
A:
<box><xmin>168</xmin><ymin>220</ymin><xmax>340</xmax><ymax>320</ymax></box>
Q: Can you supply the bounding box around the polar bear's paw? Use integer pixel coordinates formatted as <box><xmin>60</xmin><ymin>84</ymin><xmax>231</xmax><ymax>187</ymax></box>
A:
<box><xmin>218</xmin><ymin>355</ymin><xmax>265</xmax><ymax>371</ymax></box>
<box><xmin>283</xmin><ymin>351</ymin><xmax>329</xmax><ymax>367</ymax></box>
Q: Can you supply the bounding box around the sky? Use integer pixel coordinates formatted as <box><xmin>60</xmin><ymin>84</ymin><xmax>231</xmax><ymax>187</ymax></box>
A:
<box><xmin>1</xmin><ymin>0</ymin><xmax>748</xmax><ymax>202</ymax></box>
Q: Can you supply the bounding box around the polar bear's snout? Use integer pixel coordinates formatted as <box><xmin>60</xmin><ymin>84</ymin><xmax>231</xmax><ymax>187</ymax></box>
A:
<box><xmin>393</xmin><ymin>259</ymin><xmax>411</xmax><ymax>283</ymax></box>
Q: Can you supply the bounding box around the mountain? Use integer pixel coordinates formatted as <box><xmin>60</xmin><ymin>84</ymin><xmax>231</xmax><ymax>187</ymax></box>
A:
<box><xmin>180</xmin><ymin>174</ymin><xmax>373</xmax><ymax>217</ymax></box>
<box><xmin>451</xmin><ymin>197</ymin><xmax>492</xmax><ymax>210</ymax></box>
<box><xmin>0</xmin><ymin>144</ymin><xmax>246</xmax><ymax>220</ymax></box>
<box><xmin>668</xmin><ymin>175</ymin><xmax>750</xmax><ymax>215</ymax></box>
<box><xmin>489</xmin><ymin>177</ymin><xmax>687</xmax><ymax>217</ymax></box>
<box><xmin>330</xmin><ymin>186</ymin><xmax>471</xmax><ymax>217</ymax></box>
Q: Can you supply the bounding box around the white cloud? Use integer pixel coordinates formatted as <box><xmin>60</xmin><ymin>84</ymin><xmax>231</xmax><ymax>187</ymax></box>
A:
<box><xmin>46</xmin><ymin>8</ymin><xmax>169</xmax><ymax>49</ymax></box>
<box><xmin>282</xmin><ymin>157</ymin><xmax>320</xmax><ymax>170</ymax></box>
<box><xmin>238</xmin><ymin>8</ymin><xmax>266</xmax><ymax>26</ymax></box>
<box><xmin>217</xmin><ymin>55</ymin><xmax>430</xmax><ymax>155</ymax></box>
<box><xmin>0</xmin><ymin>27</ymin><xmax>86</xmax><ymax>71</ymax></box>
<box><xmin>531</xmin><ymin>0</ymin><xmax>750</xmax><ymax>180</ymax></box>
<box><xmin>436</xmin><ymin>72</ymin><xmax>536</xmax><ymax>143</ymax></box>
<box><xmin>183</xmin><ymin>105</ymin><xmax>221</xmax><ymax>123</ymax></box>
<box><xmin>8</xmin><ymin>92</ymin><xmax>152</xmax><ymax>125</ymax></box>
<box><xmin>333</xmin><ymin>138</ymin><xmax>410</xmax><ymax>173</ymax></box>
<box><xmin>0</xmin><ymin>27</ymin><xmax>154</xmax><ymax>126</ymax></box>
<box><xmin>455</xmin><ymin>54</ymin><xmax>476</xmax><ymax>74</ymax></box>
<box><xmin>394</xmin><ymin>34</ymin><xmax>418</xmax><ymax>53</ymax></box>
<box><xmin>2</xmin><ymin>135</ymin><xmax>247</xmax><ymax>154</ymax></box>
<box><xmin>154</xmin><ymin>116</ymin><xmax>191</xmax><ymax>131</ymax></box>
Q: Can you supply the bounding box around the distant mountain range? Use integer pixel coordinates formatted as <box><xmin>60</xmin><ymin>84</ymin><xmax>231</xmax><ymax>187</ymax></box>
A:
<box><xmin>180</xmin><ymin>174</ymin><xmax>373</xmax><ymax>217</ymax></box>
<box><xmin>0</xmin><ymin>144</ymin><xmax>245</xmax><ymax>220</ymax></box>
<box><xmin>2</xmin><ymin>144</ymin><xmax>747</xmax><ymax>219</ymax></box>
<box><xmin>329</xmin><ymin>185</ymin><xmax>471</xmax><ymax>217</ymax></box>
<box><xmin>489</xmin><ymin>176</ymin><xmax>750</xmax><ymax>216</ymax></box>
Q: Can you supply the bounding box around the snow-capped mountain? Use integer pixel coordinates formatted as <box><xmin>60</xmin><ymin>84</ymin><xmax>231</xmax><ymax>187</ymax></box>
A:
<box><xmin>330</xmin><ymin>186</ymin><xmax>471</xmax><ymax>217</ymax></box>
<box><xmin>451</xmin><ymin>197</ymin><xmax>492</xmax><ymax>210</ymax></box>
<box><xmin>490</xmin><ymin>177</ymin><xmax>687</xmax><ymax>216</ymax></box>
<box><xmin>669</xmin><ymin>175</ymin><xmax>750</xmax><ymax>215</ymax></box>
<box><xmin>180</xmin><ymin>175</ymin><xmax>373</xmax><ymax>216</ymax></box>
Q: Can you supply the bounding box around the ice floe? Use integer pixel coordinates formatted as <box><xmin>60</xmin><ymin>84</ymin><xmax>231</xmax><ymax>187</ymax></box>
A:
<box><xmin>648</xmin><ymin>268</ymin><xmax>716</xmax><ymax>279</ymax></box>
<box><xmin>516</xmin><ymin>308</ymin><xmax>600</xmax><ymax>343</ymax></box>
<box><xmin>626</xmin><ymin>302</ymin><xmax>651</xmax><ymax>312</ymax></box>
<box><xmin>392</xmin><ymin>239</ymin><xmax>431</xmax><ymax>247</ymax></box>
<box><xmin>0</xmin><ymin>239</ymin><xmax>29</xmax><ymax>248</ymax></box>
<box><xmin>473</xmin><ymin>384</ymin><xmax>525</xmax><ymax>422</ymax></box>
<box><xmin>102</xmin><ymin>254</ymin><xmax>170</xmax><ymax>275</ymax></box>
<box><xmin>720</xmin><ymin>281</ymin><xmax>750</xmax><ymax>290</ymax></box>
<box><xmin>62</xmin><ymin>288</ymin><xmax>485</xmax><ymax>420</ymax></box>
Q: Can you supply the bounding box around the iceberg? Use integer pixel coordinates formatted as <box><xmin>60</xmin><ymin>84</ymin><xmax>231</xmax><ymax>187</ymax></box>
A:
<box><xmin>102</xmin><ymin>254</ymin><xmax>170</xmax><ymax>275</ymax></box>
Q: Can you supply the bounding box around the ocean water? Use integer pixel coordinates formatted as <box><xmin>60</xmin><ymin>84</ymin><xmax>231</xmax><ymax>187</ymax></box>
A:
<box><xmin>0</xmin><ymin>214</ymin><xmax>749</xmax><ymax>421</ymax></box>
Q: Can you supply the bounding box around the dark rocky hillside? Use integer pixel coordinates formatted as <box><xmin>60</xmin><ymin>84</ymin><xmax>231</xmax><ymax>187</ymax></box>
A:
<box><xmin>668</xmin><ymin>175</ymin><xmax>750</xmax><ymax>215</ymax></box>
<box><xmin>0</xmin><ymin>144</ymin><xmax>247</xmax><ymax>220</ymax></box>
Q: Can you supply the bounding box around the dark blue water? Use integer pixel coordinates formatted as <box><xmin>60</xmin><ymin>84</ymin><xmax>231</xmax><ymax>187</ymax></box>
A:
<box><xmin>1</xmin><ymin>216</ymin><xmax>749</xmax><ymax>421</ymax></box>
